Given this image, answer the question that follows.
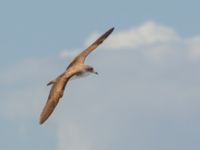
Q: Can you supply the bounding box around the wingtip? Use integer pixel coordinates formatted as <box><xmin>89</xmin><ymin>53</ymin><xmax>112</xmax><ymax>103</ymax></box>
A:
<box><xmin>108</xmin><ymin>27</ymin><xmax>115</xmax><ymax>33</ymax></box>
<box><xmin>39</xmin><ymin>117</ymin><xmax>44</xmax><ymax>125</ymax></box>
<box><xmin>101</xmin><ymin>27</ymin><xmax>115</xmax><ymax>40</ymax></box>
<box><xmin>110</xmin><ymin>27</ymin><xmax>115</xmax><ymax>31</ymax></box>
<box><xmin>39</xmin><ymin>113</ymin><xmax>48</xmax><ymax>125</ymax></box>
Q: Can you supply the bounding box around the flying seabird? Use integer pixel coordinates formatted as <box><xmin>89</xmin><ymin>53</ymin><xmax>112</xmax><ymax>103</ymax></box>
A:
<box><xmin>39</xmin><ymin>27</ymin><xmax>114</xmax><ymax>124</ymax></box>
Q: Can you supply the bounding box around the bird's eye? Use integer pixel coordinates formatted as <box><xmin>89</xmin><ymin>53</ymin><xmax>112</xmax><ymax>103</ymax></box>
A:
<box><xmin>87</xmin><ymin>67</ymin><xmax>93</xmax><ymax>72</ymax></box>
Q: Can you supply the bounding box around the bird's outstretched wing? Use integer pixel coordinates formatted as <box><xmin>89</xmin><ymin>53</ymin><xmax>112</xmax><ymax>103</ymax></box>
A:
<box><xmin>39</xmin><ymin>74</ymin><xmax>71</xmax><ymax>124</ymax></box>
<box><xmin>67</xmin><ymin>27</ymin><xmax>114</xmax><ymax>69</ymax></box>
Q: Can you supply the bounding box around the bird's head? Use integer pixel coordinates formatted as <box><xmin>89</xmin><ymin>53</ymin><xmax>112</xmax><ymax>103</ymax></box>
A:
<box><xmin>86</xmin><ymin>66</ymin><xmax>98</xmax><ymax>75</ymax></box>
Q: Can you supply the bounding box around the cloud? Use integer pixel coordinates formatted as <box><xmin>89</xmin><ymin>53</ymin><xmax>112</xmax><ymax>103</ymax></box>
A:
<box><xmin>60</xmin><ymin>21</ymin><xmax>200</xmax><ymax>62</ymax></box>
<box><xmin>2</xmin><ymin>21</ymin><xmax>200</xmax><ymax>150</ymax></box>
<box><xmin>86</xmin><ymin>21</ymin><xmax>181</xmax><ymax>49</ymax></box>
<box><xmin>55</xmin><ymin>21</ymin><xmax>200</xmax><ymax>150</ymax></box>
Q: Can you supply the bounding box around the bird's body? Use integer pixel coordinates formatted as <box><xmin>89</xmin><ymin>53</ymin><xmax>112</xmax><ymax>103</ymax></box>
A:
<box><xmin>39</xmin><ymin>27</ymin><xmax>114</xmax><ymax>124</ymax></box>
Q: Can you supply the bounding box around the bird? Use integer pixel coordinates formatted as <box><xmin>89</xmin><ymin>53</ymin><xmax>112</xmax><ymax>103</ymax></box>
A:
<box><xmin>39</xmin><ymin>27</ymin><xmax>114</xmax><ymax>124</ymax></box>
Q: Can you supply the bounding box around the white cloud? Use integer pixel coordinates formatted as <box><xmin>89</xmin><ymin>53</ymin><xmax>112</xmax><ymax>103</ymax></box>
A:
<box><xmin>54</xmin><ymin>22</ymin><xmax>200</xmax><ymax>150</ymax></box>
<box><xmin>86</xmin><ymin>21</ymin><xmax>181</xmax><ymax>49</ymax></box>
<box><xmin>60</xmin><ymin>21</ymin><xmax>200</xmax><ymax>62</ymax></box>
<box><xmin>2</xmin><ymin>21</ymin><xmax>200</xmax><ymax>150</ymax></box>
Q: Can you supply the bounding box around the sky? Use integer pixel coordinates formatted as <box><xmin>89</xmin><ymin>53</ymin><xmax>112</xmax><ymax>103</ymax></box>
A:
<box><xmin>1</xmin><ymin>0</ymin><xmax>200</xmax><ymax>150</ymax></box>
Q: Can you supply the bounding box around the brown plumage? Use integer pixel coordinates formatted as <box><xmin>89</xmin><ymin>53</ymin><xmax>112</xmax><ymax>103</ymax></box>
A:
<box><xmin>39</xmin><ymin>27</ymin><xmax>114</xmax><ymax>124</ymax></box>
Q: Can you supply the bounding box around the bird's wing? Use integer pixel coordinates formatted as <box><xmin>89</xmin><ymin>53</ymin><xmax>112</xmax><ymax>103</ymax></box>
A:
<box><xmin>39</xmin><ymin>74</ymin><xmax>72</xmax><ymax>124</ymax></box>
<box><xmin>67</xmin><ymin>27</ymin><xmax>114</xmax><ymax>69</ymax></box>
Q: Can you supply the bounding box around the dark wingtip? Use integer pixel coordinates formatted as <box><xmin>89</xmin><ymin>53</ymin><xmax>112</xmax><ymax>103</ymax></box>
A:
<box><xmin>105</xmin><ymin>27</ymin><xmax>114</xmax><ymax>36</ymax></box>
<box><xmin>106</xmin><ymin>27</ymin><xmax>114</xmax><ymax>35</ymax></box>
<box><xmin>95</xmin><ymin>27</ymin><xmax>115</xmax><ymax>45</ymax></box>
<box><xmin>109</xmin><ymin>27</ymin><xmax>115</xmax><ymax>32</ymax></box>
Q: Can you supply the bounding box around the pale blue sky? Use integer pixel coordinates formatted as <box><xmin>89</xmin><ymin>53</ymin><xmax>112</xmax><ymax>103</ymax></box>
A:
<box><xmin>1</xmin><ymin>0</ymin><xmax>200</xmax><ymax>150</ymax></box>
